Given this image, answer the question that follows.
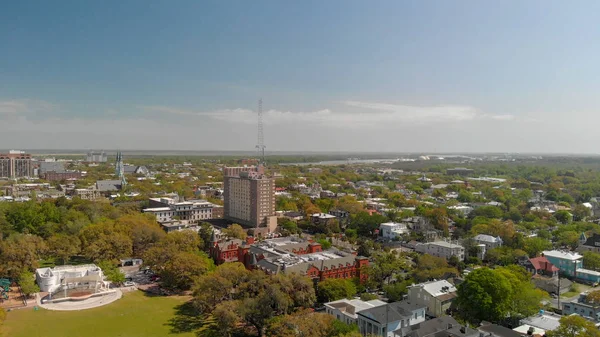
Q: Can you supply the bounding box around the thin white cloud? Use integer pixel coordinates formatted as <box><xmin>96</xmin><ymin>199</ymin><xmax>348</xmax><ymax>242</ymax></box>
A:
<box><xmin>343</xmin><ymin>101</ymin><xmax>517</xmax><ymax>122</ymax></box>
<box><xmin>488</xmin><ymin>114</ymin><xmax>516</xmax><ymax>121</ymax></box>
<box><xmin>0</xmin><ymin>99</ymin><xmax>57</xmax><ymax>117</ymax></box>
<box><xmin>141</xmin><ymin>101</ymin><xmax>515</xmax><ymax>128</ymax></box>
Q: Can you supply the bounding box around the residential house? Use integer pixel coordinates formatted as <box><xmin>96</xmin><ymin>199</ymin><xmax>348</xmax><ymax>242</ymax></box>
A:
<box><xmin>123</xmin><ymin>165</ymin><xmax>150</xmax><ymax>176</ymax></box>
<box><xmin>329</xmin><ymin>209</ymin><xmax>351</xmax><ymax>224</ymax></box>
<box><xmin>380</xmin><ymin>222</ymin><xmax>409</xmax><ymax>240</ymax></box>
<box><xmin>562</xmin><ymin>292</ymin><xmax>600</xmax><ymax>322</ymax></box>
<box><xmin>325</xmin><ymin>298</ymin><xmax>386</xmax><ymax>325</ymax></box>
<box><xmin>513</xmin><ymin>311</ymin><xmax>562</xmax><ymax>336</ymax></box>
<box><xmin>394</xmin><ymin>316</ymin><xmax>478</xmax><ymax>337</ymax></box>
<box><xmin>478</xmin><ymin>322</ymin><xmax>522</xmax><ymax>337</ymax></box>
<box><xmin>542</xmin><ymin>250</ymin><xmax>583</xmax><ymax>277</ymax></box>
<box><xmin>415</xmin><ymin>242</ymin><xmax>465</xmax><ymax>261</ymax></box>
<box><xmin>520</xmin><ymin>256</ymin><xmax>559</xmax><ymax>277</ymax></box>
<box><xmin>311</xmin><ymin>213</ymin><xmax>337</xmax><ymax>225</ymax></box>
<box><xmin>357</xmin><ymin>301</ymin><xmax>427</xmax><ymax>337</ymax></box>
<box><xmin>282</xmin><ymin>211</ymin><xmax>303</xmax><ymax>221</ymax></box>
<box><xmin>448</xmin><ymin>205</ymin><xmax>473</xmax><ymax>216</ymax></box>
<box><xmin>407</xmin><ymin>280</ymin><xmax>457</xmax><ymax>317</ymax></box>
<box><xmin>320</xmin><ymin>190</ymin><xmax>336</xmax><ymax>198</ymax></box>
<box><xmin>541</xmin><ymin>251</ymin><xmax>600</xmax><ymax>284</ymax></box>
<box><xmin>404</xmin><ymin>217</ymin><xmax>433</xmax><ymax>233</ymax></box>
<box><xmin>578</xmin><ymin>233</ymin><xmax>600</xmax><ymax>254</ymax></box>
<box><xmin>473</xmin><ymin>234</ymin><xmax>503</xmax><ymax>250</ymax></box>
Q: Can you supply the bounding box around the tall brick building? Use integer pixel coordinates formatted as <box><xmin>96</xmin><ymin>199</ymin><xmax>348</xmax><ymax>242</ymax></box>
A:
<box><xmin>223</xmin><ymin>165</ymin><xmax>276</xmax><ymax>230</ymax></box>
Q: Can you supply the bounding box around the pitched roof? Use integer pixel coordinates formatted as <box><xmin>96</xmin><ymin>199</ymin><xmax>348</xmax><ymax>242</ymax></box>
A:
<box><xmin>96</xmin><ymin>180</ymin><xmax>122</xmax><ymax>191</ymax></box>
<box><xmin>529</xmin><ymin>256</ymin><xmax>559</xmax><ymax>273</ymax></box>
<box><xmin>358</xmin><ymin>301</ymin><xmax>426</xmax><ymax>324</ymax></box>
<box><xmin>582</xmin><ymin>233</ymin><xmax>600</xmax><ymax>247</ymax></box>
<box><xmin>401</xmin><ymin>316</ymin><xmax>480</xmax><ymax>337</ymax></box>
<box><xmin>478</xmin><ymin>322</ymin><xmax>522</xmax><ymax>337</ymax></box>
<box><xmin>473</xmin><ymin>234</ymin><xmax>502</xmax><ymax>244</ymax></box>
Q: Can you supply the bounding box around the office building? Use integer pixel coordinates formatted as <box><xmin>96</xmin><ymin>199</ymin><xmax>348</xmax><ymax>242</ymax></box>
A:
<box><xmin>0</xmin><ymin>150</ymin><xmax>33</xmax><ymax>179</ymax></box>
<box><xmin>223</xmin><ymin>165</ymin><xmax>276</xmax><ymax>229</ymax></box>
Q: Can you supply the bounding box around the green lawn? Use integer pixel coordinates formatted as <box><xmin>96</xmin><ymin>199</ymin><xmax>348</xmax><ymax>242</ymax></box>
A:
<box><xmin>3</xmin><ymin>291</ymin><xmax>200</xmax><ymax>337</ymax></box>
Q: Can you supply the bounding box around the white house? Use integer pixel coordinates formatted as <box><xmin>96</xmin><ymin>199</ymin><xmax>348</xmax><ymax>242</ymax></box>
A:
<box><xmin>325</xmin><ymin>298</ymin><xmax>386</xmax><ymax>325</ymax></box>
<box><xmin>380</xmin><ymin>222</ymin><xmax>409</xmax><ymax>240</ymax></box>
<box><xmin>357</xmin><ymin>301</ymin><xmax>427</xmax><ymax>337</ymax></box>
<box><xmin>448</xmin><ymin>205</ymin><xmax>473</xmax><ymax>216</ymax></box>
<box><xmin>473</xmin><ymin>234</ymin><xmax>503</xmax><ymax>250</ymax></box>
<box><xmin>407</xmin><ymin>280</ymin><xmax>457</xmax><ymax>317</ymax></box>
<box><xmin>414</xmin><ymin>241</ymin><xmax>465</xmax><ymax>261</ymax></box>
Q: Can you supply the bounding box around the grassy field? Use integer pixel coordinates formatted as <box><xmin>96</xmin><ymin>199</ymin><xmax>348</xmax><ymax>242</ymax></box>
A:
<box><xmin>2</xmin><ymin>291</ymin><xmax>199</xmax><ymax>337</ymax></box>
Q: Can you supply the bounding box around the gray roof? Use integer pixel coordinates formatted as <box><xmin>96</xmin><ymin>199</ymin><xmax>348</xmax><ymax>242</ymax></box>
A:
<box><xmin>478</xmin><ymin>322</ymin><xmax>522</xmax><ymax>337</ymax></box>
<box><xmin>402</xmin><ymin>316</ymin><xmax>478</xmax><ymax>337</ymax></box>
<box><xmin>359</xmin><ymin>301</ymin><xmax>426</xmax><ymax>324</ymax></box>
<box><xmin>39</xmin><ymin>161</ymin><xmax>65</xmax><ymax>173</ymax></box>
<box><xmin>473</xmin><ymin>234</ymin><xmax>502</xmax><ymax>244</ymax></box>
<box><xmin>96</xmin><ymin>180</ymin><xmax>122</xmax><ymax>191</ymax></box>
<box><xmin>256</xmin><ymin>250</ymin><xmax>360</xmax><ymax>276</ymax></box>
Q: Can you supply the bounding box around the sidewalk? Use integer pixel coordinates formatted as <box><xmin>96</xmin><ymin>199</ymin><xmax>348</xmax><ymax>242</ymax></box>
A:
<box><xmin>36</xmin><ymin>289</ymin><xmax>123</xmax><ymax>311</ymax></box>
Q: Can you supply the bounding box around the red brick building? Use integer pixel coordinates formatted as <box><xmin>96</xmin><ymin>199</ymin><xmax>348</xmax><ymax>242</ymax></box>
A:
<box><xmin>209</xmin><ymin>235</ymin><xmax>368</xmax><ymax>282</ymax></box>
<box><xmin>41</xmin><ymin>171</ymin><xmax>82</xmax><ymax>181</ymax></box>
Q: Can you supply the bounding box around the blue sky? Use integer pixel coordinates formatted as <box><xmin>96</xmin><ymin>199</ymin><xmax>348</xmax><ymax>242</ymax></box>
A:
<box><xmin>2</xmin><ymin>1</ymin><xmax>600</xmax><ymax>152</ymax></box>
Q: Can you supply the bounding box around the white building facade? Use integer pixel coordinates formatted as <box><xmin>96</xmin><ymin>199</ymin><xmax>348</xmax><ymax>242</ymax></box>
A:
<box><xmin>379</xmin><ymin>222</ymin><xmax>409</xmax><ymax>240</ymax></box>
<box><xmin>144</xmin><ymin>198</ymin><xmax>221</xmax><ymax>223</ymax></box>
<box><xmin>35</xmin><ymin>264</ymin><xmax>104</xmax><ymax>293</ymax></box>
<box><xmin>414</xmin><ymin>241</ymin><xmax>465</xmax><ymax>261</ymax></box>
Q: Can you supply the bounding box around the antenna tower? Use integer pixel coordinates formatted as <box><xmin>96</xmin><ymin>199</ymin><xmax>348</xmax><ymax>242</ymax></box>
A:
<box><xmin>255</xmin><ymin>99</ymin><xmax>266</xmax><ymax>164</ymax></box>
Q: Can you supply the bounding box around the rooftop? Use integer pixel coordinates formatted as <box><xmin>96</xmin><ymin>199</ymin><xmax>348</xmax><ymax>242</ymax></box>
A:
<box><xmin>412</xmin><ymin>279</ymin><xmax>457</xmax><ymax>297</ymax></box>
<box><xmin>473</xmin><ymin>234</ymin><xmax>503</xmax><ymax>243</ymax></box>
<box><xmin>422</xmin><ymin>241</ymin><xmax>464</xmax><ymax>249</ymax></box>
<box><xmin>325</xmin><ymin>298</ymin><xmax>386</xmax><ymax>318</ymax></box>
<box><xmin>519</xmin><ymin>311</ymin><xmax>561</xmax><ymax>331</ymax></box>
<box><xmin>543</xmin><ymin>250</ymin><xmax>583</xmax><ymax>261</ymax></box>
<box><xmin>359</xmin><ymin>300</ymin><xmax>426</xmax><ymax>324</ymax></box>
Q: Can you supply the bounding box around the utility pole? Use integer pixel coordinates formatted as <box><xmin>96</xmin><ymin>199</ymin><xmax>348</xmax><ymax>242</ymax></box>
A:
<box><xmin>557</xmin><ymin>273</ymin><xmax>561</xmax><ymax>310</ymax></box>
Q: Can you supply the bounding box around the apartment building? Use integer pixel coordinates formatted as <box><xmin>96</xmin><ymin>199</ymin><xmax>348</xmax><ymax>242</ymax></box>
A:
<box><xmin>0</xmin><ymin>150</ymin><xmax>33</xmax><ymax>179</ymax></box>
<box><xmin>223</xmin><ymin>165</ymin><xmax>276</xmax><ymax>229</ymax></box>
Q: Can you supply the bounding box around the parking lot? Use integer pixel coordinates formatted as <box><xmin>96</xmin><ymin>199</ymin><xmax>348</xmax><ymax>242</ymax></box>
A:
<box><xmin>120</xmin><ymin>266</ymin><xmax>156</xmax><ymax>286</ymax></box>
